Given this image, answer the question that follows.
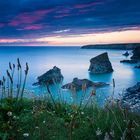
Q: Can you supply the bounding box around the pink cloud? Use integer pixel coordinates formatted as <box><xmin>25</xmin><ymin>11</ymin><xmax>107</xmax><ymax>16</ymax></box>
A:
<box><xmin>9</xmin><ymin>9</ymin><xmax>54</xmax><ymax>26</ymax></box>
<box><xmin>18</xmin><ymin>24</ymin><xmax>44</xmax><ymax>30</ymax></box>
<box><xmin>74</xmin><ymin>2</ymin><xmax>103</xmax><ymax>9</ymax></box>
<box><xmin>24</xmin><ymin>25</ymin><xmax>43</xmax><ymax>30</ymax></box>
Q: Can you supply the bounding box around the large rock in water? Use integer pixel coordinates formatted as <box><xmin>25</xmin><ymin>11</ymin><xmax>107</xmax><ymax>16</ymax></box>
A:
<box><xmin>62</xmin><ymin>78</ymin><xmax>108</xmax><ymax>91</ymax></box>
<box><xmin>89</xmin><ymin>52</ymin><xmax>113</xmax><ymax>74</ymax></box>
<box><xmin>33</xmin><ymin>66</ymin><xmax>63</xmax><ymax>85</ymax></box>
<box><xmin>121</xmin><ymin>82</ymin><xmax>140</xmax><ymax>114</ymax></box>
<box><xmin>131</xmin><ymin>47</ymin><xmax>140</xmax><ymax>59</ymax></box>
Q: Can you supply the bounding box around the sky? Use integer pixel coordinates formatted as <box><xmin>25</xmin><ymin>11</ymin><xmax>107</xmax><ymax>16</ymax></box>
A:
<box><xmin>0</xmin><ymin>0</ymin><xmax>140</xmax><ymax>46</ymax></box>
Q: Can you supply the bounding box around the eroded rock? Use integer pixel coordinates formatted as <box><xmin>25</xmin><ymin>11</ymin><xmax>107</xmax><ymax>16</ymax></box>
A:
<box><xmin>89</xmin><ymin>52</ymin><xmax>113</xmax><ymax>74</ymax></box>
<box><xmin>121</xmin><ymin>82</ymin><xmax>140</xmax><ymax>114</ymax></box>
<box><xmin>33</xmin><ymin>66</ymin><xmax>63</xmax><ymax>86</ymax></box>
<box><xmin>62</xmin><ymin>78</ymin><xmax>109</xmax><ymax>91</ymax></box>
<box><xmin>120</xmin><ymin>60</ymin><xmax>138</xmax><ymax>64</ymax></box>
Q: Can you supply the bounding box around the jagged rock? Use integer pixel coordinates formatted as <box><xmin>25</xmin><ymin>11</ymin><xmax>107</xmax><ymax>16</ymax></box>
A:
<box><xmin>135</xmin><ymin>65</ymin><xmax>140</xmax><ymax>69</ymax></box>
<box><xmin>131</xmin><ymin>47</ymin><xmax>140</xmax><ymax>59</ymax></box>
<box><xmin>88</xmin><ymin>52</ymin><xmax>113</xmax><ymax>74</ymax></box>
<box><xmin>122</xmin><ymin>51</ymin><xmax>129</xmax><ymax>57</ymax></box>
<box><xmin>121</xmin><ymin>82</ymin><xmax>140</xmax><ymax>114</ymax></box>
<box><xmin>33</xmin><ymin>66</ymin><xmax>63</xmax><ymax>85</ymax></box>
<box><xmin>120</xmin><ymin>60</ymin><xmax>138</xmax><ymax>64</ymax></box>
<box><xmin>62</xmin><ymin>77</ymin><xmax>109</xmax><ymax>91</ymax></box>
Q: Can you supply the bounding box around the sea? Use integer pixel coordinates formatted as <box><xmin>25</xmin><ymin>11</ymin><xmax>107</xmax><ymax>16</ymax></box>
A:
<box><xmin>0</xmin><ymin>46</ymin><xmax>140</xmax><ymax>105</ymax></box>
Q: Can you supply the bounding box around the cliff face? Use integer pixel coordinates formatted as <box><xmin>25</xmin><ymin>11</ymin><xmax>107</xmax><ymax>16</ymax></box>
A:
<box><xmin>81</xmin><ymin>43</ymin><xmax>140</xmax><ymax>50</ymax></box>
<box><xmin>89</xmin><ymin>52</ymin><xmax>113</xmax><ymax>74</ymax></box>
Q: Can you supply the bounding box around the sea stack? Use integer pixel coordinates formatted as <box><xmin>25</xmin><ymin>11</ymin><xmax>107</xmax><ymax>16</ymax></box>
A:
<box><xmin>62</xmin><ymin>77</ymin><xmax>108</xmax><ymax>91</ymax></box>
<box><xmin>33</xmin><ymin>66</ymin><xmax>63</xmax><ymax>85</ymax></box>
<box><xmin>89</xmin><ymin>52</ymin><xmax>113</xmax><ymax>74</ymax></box>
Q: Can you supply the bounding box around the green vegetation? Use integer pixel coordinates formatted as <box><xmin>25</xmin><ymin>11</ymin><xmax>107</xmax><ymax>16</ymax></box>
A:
<box><xmin>0</xmin><ymin>97</ymin><xmax>140</xmax><ymax>140</ymax></box>
<box><xmin>0</xmin><ymin>59</ymin><xmax>140</xmax><ymax>140</ymax></box>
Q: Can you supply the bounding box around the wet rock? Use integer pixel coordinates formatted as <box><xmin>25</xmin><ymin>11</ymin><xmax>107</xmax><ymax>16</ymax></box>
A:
<box><xmin>33</xmin><ymin>66</ymin><xmax>63</xmax><ymax>86</ymax></box>
<box><xmin>131</xmin><ymin>47</ymin><xmax>140</xmax><ymax>59</ymax></box>
<box><xmin>120</xmin><ymin>60</ymin><xmax>138</xmax><ymax>64</ymax></box>
<box><xmin>122</xmin><ymin>51</ymin><xmax>129</xmax><ymax>57</ymax></box>
<box><xmin>62</xmin><ymin>77</ymin><xmax>109</xmax><ymax>91</ymax></box>
<box><xmin>121</xmin><ymin>82</ymin><xmax>140</xmax><ymax>114</ymax></box>
<box><xmin>89</xmin><ymin>52</ymin><xmax>113</xmax><ymax>74</ymax></box>
<box><xmin>135</xmin><ymin>65</ymin><xmax>140</xmax><ymax>69</ymax></box>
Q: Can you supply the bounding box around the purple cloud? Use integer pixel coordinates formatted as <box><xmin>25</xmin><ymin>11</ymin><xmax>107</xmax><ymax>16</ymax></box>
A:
<box><xmin>73</xmin><ymin>2</ymin><xmax>103</xmax><ymax>9</ymax></box>
<box><xmin>9</xmin><ymin>9</ymin><xmax>54</xmax><ymax>26</ymax></box>
<box><xmin>17</xmin><ymin>24</ymin><xmax>44</xmax><ymax>30</ymax></box>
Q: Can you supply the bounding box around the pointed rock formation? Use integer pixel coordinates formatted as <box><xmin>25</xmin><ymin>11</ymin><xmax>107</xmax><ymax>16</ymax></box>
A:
<box><xmin>89</xmin><ymin>52</ymin><xmax>113</xmax><ymax>74</ymax></box>
<box><xmin>33</xmin><ymin>66</ymin><xmax>63</xmax><ymax>85</ymax></box>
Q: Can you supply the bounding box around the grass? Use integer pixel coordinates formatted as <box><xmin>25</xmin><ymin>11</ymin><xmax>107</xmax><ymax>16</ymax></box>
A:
<box><xmin>0</xmin><ymin>59</ymin><xmax>140</xmax><ymax>140</ymax></box>
<box><xmin>0</xmin><ymin>97</ymin><xmax>140</xmax><ymax>140</ymax></box>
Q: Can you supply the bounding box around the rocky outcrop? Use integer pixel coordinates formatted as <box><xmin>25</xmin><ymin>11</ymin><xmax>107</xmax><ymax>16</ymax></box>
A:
<box><xmin>62</xmin><ymin>78</ymin><xmax>108</xmax><ymax>91</ymax></box>
<box><xmin>33</xmin><ymin>66</ymin><xmax>63</xmax><ymax>85</ymax></box>
<box><xmin>131</xmin><ymin>47</ymin><xmax>140</xmax><ymax>59</ymax></box>
<box><xmin>122</xmin><ymin>51</ymin><xmax>129</xmax><ymax>57</ymax></box>
<box><xmin>121</xmin><ymin>83</ymin><xmax>140</xmax><ymax>113</ymax></box>
<box><xmin>89</xmin><ymin>52</ymin><xmax>113</xmax><ymax>74</ymax></box>
<box><xmin>120</xmin><ymin>60</ymin><xmax>138</xmax><ymax>64</ymax></box>
<box><xmin>135</xmin><ymin>65</ymin><xmax>140</xmax><ymax>69</ymax></box>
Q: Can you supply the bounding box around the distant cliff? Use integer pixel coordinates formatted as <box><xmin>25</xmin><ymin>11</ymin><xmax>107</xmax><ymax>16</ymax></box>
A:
<box><xmin>81</xmin><ymin>43</ymin><xmax>140</xmax><ymax>50</ymax></box>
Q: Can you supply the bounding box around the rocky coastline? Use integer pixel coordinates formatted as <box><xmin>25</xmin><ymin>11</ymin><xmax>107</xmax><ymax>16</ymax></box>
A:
<box><xmin>32</xmin><ymin>46</ymin><xmax>140</xmax><ymax>113</ymax></box>
<box><xmin>121</xmin><ymin>82</ymin><xmax>140</xmax><ymax>114</ymax></box>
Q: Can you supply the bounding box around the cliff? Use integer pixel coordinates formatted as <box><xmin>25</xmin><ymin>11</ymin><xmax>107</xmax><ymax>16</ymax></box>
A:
<box><xmin>81</xmin><ymin>43</ymin><xmax>140</xmax><ymax>50</ymax></box>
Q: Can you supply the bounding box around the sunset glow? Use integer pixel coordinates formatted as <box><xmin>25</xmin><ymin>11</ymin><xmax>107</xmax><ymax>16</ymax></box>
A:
<box><xmin>0</xmin><ymin>0</ymin><xmax>140</xmax><ymax>46</ymax></box>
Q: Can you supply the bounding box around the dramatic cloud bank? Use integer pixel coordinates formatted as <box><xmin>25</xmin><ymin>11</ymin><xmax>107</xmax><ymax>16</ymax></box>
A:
<box><xmin>0</xmin><ymin>0</ymin><xmax>140</xmax><ymax>45</ymax></box>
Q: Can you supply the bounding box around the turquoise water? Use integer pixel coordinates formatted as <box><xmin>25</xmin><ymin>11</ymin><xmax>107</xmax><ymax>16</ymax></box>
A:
<box><xmin>0</xmin><ymin>47</ymin><xmax>140</xmax><ymax>105</ymax></box>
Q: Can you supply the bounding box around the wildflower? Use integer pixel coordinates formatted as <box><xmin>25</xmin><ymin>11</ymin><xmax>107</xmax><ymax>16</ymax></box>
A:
<box><xmin>68</xmin><ymin>113</ymin><xmax>71</xmax><ymax>116</ymax></box>
<box><xmin>81</xmin><ymin>112</ymin><xmax>84</xmax><ymax>115</ymax></box>
<box><xmin>43</xmin><ymin>121</ymin><xmax>46</xmax><ymax>124</ymax></box>
<box><xmin>23</xmin><ymin>133</ymin><xmax>29</xmax><ymax>137</ymax></box>
<box><xmin>35</xmin><ymin>126</ymin><xmax>39</xmax><ymax>129</ymax></box>
<box><xmin>82</xmin><ymin>83</ymin><xmax>87</xmax><ymax>91</ymax></box>
<box><xmin>110</xmin><ymin>130</ymin><xmax>114</xmax><ymax>137</ymax></box>
<box><xmin>112</xmin><ymin>78</ymin><xmax>115</xmax><ymax>88</ymax></box>
<box><xmin>104</xmin><ymin>132</ymin><xmax>110</xmax><ymax>140</ymax></box>
<box><xmin>25</xmin><ymin>62</ymin><xmax>29</xmax><ymax>75</ymax></box>
<box><xmin>91</xmin><ymin>88</ymin><xmax>96</xmax><ymax>96</ymax></box>
<box><xmin>7</xmin><ymin>111</ymin><xmax>12</xmax><ymax>117</ymax></box>
<box><xmin>6</xmin><ymin>70</ymin><xmax>13</xmax><ymax>83</ymax></box>
<box><xmin>13</xmin><ymin>64</ymin><xmax>15</xmax><ymax>69</ymax></box>
<box><xmin>17</xmin><ymin>58</ymin><xmax>21</xmax><ymax>70</ymax></box>
<box><xmin>13</xmin><ymin>116</ymin><xmax>17</xmax><ymax>119</ymax></box>
<box><xmin>9</xmin><ymin>62</ymin><xmax>12</xmax><ymax>70</ymax></box>
<box><xmin>96</xmin><ymin>128</ymin><xmax>102</xmax><ymax>136</ymax></box>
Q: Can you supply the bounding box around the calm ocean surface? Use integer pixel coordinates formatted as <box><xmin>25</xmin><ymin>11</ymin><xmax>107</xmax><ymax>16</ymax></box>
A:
<box><xmin>0</xmin><ymin>46</ymin><xmax>140</xmax><ymax>105</ymax></box>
